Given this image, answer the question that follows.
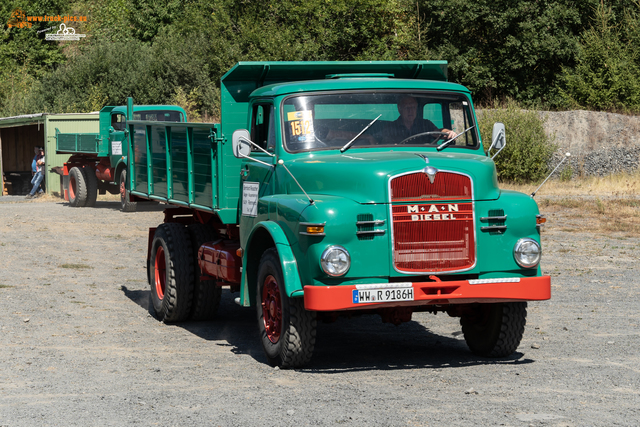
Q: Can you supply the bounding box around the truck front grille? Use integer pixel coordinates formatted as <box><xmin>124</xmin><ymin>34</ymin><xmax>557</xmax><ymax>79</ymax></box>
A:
<box><xmin>390</xmin><ymin>171</ymin><xmax>472</xmax><ymax>201</ymax></box>
<box><xmin>390</xmin><ymin>171</ymin><xmax>475</xmax><ymax>273</ymax></box>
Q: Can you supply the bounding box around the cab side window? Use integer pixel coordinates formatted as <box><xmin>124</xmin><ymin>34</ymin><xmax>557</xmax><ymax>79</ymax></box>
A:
<box><xmin>250</xmin><ymin>104</ymin><xmax>275</xmax><ymax>152</ymax></box>
<box><xmin>111</xmin><ymin>113</ymin><xmax>126</xmax><ymax>131</ymax></box>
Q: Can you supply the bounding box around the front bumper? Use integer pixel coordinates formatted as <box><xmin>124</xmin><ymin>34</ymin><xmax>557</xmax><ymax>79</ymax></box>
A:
<box><xmin>303</xmin><ymin>276</ymin><xmax>551</xmax><ymax>311</ymax></box>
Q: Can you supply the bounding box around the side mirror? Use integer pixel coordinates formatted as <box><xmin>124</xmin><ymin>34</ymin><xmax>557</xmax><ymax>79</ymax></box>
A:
<box><xmin>232</xmin><ymin>129</ymin><xmax>252</xmax><ymax>158</ymax></box>
<box><xmin>488</xmin><ymin>122</ymin><xmax>506</xmax><ymax>159</ymax></box>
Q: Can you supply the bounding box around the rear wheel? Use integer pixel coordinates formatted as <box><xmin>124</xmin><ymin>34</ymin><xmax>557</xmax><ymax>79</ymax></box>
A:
<box><xmin>149</xmin><ymin>223</ymin><xmax>194</xmax><ymax>323</ymax></box>
<box><xmin>461</xmin><ymin>302</ymin><xmax>527</xmax><ymax>357</ymax></box>
<box><xmin>256</xmin><ymin>248</ymin><xmax>316</xmax><ymax>368</ymax></box>
<box><xmin>120</xmin><ymin>169</ymin><xmax>137</xmax><ymax>212</ymax></box>
<box><xmin>187</xmin><ymin>223</ymin><xmax>222</xmax><ymax>320</ymax></box>
<box><xmin>68</xmin><ymin>166</ymin><xmax>88</xmax><ymax>207</ymax></box>
<box><xmin>83</xmin><ymin>165</ymin><xmax>98</xmax><ymax>207</ymax></box>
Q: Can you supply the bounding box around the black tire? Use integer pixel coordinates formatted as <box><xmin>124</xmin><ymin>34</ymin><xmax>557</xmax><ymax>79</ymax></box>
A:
<box><xmin>120</xmin><ymin>169</ymin><xmax>137</xmax><ymax>212</ymax></box>
<box><xmin>68</xmin><ymin>166</ymin><xmax>88</xmax><ymax>207</ymax></box>
<box><xmin>83</xmin><ymin>165</ymin><xmax>98</xmax><ymax>207</ymax></box>
<box><xmin>461</xmin><ymin>302</ymin><xmax>527</xmax><ymax>357</ymax></box>
<box><xmin>256</xmin><ymin>248</ymin><xmax>316</xmax><ymax>368</ymax></box>
<box><xmin>187</xmin><ymin>223</ymin><xmax>222</xmax><ymax>320</ymax></box>
<box><xmin>148</xmin><ymin>223</ymin><xmax>194</xmax><ymax>323</ymax></box>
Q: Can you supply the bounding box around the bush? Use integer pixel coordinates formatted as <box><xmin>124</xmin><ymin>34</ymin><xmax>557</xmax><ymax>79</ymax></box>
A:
<box><xmin>478</xmin><ymin>100</ymin><xmax>557</xmax><ymax>184</ymax></box>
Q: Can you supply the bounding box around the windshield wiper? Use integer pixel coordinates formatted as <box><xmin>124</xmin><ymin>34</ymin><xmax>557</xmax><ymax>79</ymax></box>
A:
<box><xmin>436</xmin><ymin>125</ymin><xmax>476</xmax><ymax>151</ymax></box>
<box><xmin>340</xmin><ymin>114</ymin><xmax>382</xmax><ymax>153</ymax></box>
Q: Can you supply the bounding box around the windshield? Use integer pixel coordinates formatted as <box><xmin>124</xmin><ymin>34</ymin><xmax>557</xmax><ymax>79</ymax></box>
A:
<box><xmin>282</xmin><ymin>92</ymin><xmax>478</xmax><ymax>152</ymax></box>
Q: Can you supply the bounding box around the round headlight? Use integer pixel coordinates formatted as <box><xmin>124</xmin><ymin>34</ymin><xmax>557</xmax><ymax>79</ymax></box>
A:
<box><xmin>320</xmin><ymin>246</ymin><xmax>350</xmax><ymax>277</ymax></box>
<box><xmin>513</xmin><ymin>238</ymin><xmax>541</xmax><ymax>268</ymax></box>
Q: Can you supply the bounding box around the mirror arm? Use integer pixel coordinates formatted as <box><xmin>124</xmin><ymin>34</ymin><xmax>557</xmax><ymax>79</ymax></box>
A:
<box><xmin>488</xmin><ymin>129</ymin><xmax>505</xmax><ymax>159</ymax></box>
<box><xmin>237</xmin><ymin>151</ymin><xmax>274</xmax><ymax>167</ymax></box>
<box><xmin>491</xmin><ymin>144</ymin><xmax>505</xmax><ymax>160</ymax></box>
<box><xmin>240</xmin><ymin>136</ymin><xmax>274</xmax><ymax>157</ymax></box>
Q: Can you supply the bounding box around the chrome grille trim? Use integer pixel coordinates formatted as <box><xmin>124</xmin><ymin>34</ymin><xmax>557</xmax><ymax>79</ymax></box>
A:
<box><xmin>356</xmin><ymin>230</ymin><xmax>386</xmax><ymax>236</ymax></box>
<box><xmin>388</xmin><ymin>169</ymin><xmax>477</xmax><ymax>275</ymax></box>
<box><xmin>481</xmin><ymin>225</ymin><xmax>507</xmax><ymax>232</ymax></box>
<box><xmin>356</xmin><ymin>220</ymin><xmax>385</xmax><ymax>226</ymax></box>
<box><xmin>480</xmin><ymin>215</ymin><xmax>507</xmax><ymax>221</ymax></box>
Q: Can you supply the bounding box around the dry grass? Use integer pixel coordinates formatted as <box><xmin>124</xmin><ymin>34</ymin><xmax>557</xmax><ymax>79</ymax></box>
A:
<box><xmin>504</xmin><ymin>172</ymin><xmax>640</xmax><ymax>235</ymax></box>
<box><xmin>501</xmin><ymin>170</ymin><xmax>640</xmax><ymax>198</ymax></box>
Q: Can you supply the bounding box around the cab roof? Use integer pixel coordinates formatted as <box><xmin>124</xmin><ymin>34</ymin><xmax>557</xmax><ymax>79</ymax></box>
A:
<box><xmin>220</xmin><ymin>61</ymin><xmax>450</xmax><ymax>104</ymax></box>
<box><xmin>249</xmin><ymin>77</ymin><xmax>470</xmax><ymax>99</ymax></box>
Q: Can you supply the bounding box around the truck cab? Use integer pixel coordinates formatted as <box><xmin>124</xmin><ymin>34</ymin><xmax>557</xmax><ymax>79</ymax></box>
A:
<box><xmin>230</xmin><ymin>63</ymin><xmax>549</xmax><ymax>365</ymax></box>
<box><xmin>131</xmin><ymin>61</ymin><xmax>550</xmax><ymax>368</ymax></box>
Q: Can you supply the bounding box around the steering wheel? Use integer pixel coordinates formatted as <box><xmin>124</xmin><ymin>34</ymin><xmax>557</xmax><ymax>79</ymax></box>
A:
<box><xmin>398</xmin><ymin>131</ymin><xmax>449</xmax><ymax>145</ymax></box>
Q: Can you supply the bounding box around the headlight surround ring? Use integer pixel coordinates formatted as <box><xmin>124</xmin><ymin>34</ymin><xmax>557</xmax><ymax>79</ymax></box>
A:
<box><xmin>320</xmin><ymin>246</ymin><xmax>351</xmax><ymax>277</ymax></box>
<box><xmin>513</xmin><ymin>238</ymin><xmax>541</xmax><ymax>268</ymax></box>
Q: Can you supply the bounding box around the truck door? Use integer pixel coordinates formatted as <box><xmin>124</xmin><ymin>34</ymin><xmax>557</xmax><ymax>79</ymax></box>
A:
<box><xmin>240</xmin><ymin>103</ymin><xmax>276</xmax><ymax>235</ymax></box>
<box><xmin>109</xmin><ymin>112</ymin><xmax>128</xmax><ymax>168</ymax></box>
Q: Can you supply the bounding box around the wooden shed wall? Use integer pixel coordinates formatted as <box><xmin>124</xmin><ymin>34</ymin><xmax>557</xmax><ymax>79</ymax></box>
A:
<box><xmin>1</xmin><ymin>124</ymin><xmax>45</xmax><ymax>195</ymax></box>
<box><xmin>1</xmin><ymin>125</ymin><xmax>44</xmax><ymax>172</ymax></box>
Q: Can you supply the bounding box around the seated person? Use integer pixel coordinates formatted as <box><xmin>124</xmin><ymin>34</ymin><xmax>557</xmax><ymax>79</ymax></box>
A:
<box><xmin>383</xmin><ymin>96</ymin><xmax>457</xmax><ymax>144</ymax></box>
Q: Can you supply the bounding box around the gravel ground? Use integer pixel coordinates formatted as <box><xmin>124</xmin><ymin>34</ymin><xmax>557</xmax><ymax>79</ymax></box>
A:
<box><xmin>1</xmin><ymin>196</ymin><xmax>639</xmax><ymax>426</ymax></box>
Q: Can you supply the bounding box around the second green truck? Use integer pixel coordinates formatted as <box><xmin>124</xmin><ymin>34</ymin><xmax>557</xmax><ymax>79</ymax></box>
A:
<box><xmin>55</xmin><ymin>104</ymin><xmax>187</xmax><ymax>211</ymax></box>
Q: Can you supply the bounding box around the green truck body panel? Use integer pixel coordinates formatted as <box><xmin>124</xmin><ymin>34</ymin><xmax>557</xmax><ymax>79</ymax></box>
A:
<box><xmin>240</xmin><ymin>220</ymin><xmax>304</xmax><ymax>307</ymax></box>
<box><xmin>129</xmin><ymin>61</ymin><xmax>544</xmax><ymax>305</ymax></box>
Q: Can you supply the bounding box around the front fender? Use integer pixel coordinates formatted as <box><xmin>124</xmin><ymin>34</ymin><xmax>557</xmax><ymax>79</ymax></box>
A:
<box><xmin>240</xmin><ymin>221</ymin><xmax>303</xmax><ymax>307</ymax></box>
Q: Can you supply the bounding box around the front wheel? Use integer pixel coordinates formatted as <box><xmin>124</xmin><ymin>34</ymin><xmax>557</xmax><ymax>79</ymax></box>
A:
<box><xmin>120</xmin><ymin>169</ymin><xmax>137</xmax><ymax>212</ymax></box>
<box><xmin>256</xmin><ymin>248</ymin><xmax>316</xmax><ymax>368</ymax></box>
<box><xmin>461</xmin><ymin>302</ymin><xmax>527</xmax><ymax>357</ymax></box>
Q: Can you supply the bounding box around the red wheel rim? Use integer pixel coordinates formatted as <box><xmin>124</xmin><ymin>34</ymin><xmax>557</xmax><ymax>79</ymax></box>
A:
<box><xmin>120</xmin><ymin>180</ymin><xmax>126</xmax><ymax>201</ymax></box>
<box><xmin>154</xmin><ymin>246</ymin><xmax>166</xmax><ymax>300</ymax></box>
<box><xmin>262</xmin><ymin>275</ymin><xmax>282</xmax><ymax>343</ymax></box>
<box><xmin>69</xmin><ymin>175</ymin><xmax>76</xmax><ymax>200</ymax></box>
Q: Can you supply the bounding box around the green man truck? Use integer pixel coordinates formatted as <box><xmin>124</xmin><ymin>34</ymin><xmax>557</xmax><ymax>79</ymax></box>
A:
<box><xmin>127</xmin><ymin>61</ymin><xmax>551</xmax><ymax>368</ymax></box>
<box><xmin>55</xmin><ymin>104</ymin><xmax>187</xmax><ymax>211</ymax></box>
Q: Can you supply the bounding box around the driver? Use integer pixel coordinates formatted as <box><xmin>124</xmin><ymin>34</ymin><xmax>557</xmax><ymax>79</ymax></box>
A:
<box><xmin>384</xmin><ymin>96</ymin><xmax>457</xmax><ymax>144</ymax></box>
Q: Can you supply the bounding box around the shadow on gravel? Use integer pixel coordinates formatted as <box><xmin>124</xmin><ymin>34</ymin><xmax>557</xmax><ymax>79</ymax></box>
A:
<box><xmin>121</xmin><ymin>287</ymin><xmax>534</xmax><ymax>372</ymax></box>
<box><xmin>57</xmin><ymin>200</ymin><xmax>166</xmax><ymax>212</ymax></box>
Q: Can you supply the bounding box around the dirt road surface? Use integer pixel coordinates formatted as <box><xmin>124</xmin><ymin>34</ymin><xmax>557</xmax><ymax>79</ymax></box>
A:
<box><xmin>1</xmin><ymin>196</ymin><xmax>639</xmax><ymax>426</ymax></box>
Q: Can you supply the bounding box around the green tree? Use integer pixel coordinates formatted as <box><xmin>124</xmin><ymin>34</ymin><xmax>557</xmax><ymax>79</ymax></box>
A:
<box><xmin>559</xmin><ymin>2</ymin><xmax>640</xmax><ymax>111</ymax></box>
<box><xmin>417</xmin><ymin>0</ymin><xmax>592</xmax><ymax>106</ymax></box>
<box><xmin>0</xmin><ymin>0</ymin><xmax>69</xmax><ymax>115</ymax></box>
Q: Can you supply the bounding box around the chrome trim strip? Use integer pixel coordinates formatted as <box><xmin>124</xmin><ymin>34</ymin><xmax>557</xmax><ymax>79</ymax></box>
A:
<box><xmin>355</xmin><ymin>282</ymin><xmax>412</xmax><ymax>290</ymax></box>
<box><xmin>299</xmin><ymin>232</ymin><xmax>326</xmax><ymax>236</ymax></box>
<box><xmin>480</xmin><ymin>215</ymin><xmax>507</xmax><ymax>221</ymax></box>
<box><xmin>469</xmin><ymin>278</ymin><xmax>521</xmax><ymax>285</ymax></box>
<box><xmin>388</xmin><ymin>168</ymin><xmax>477</xmax><ymax>275</ymax></box>
<box><xmin>481</xmin><ymin>225</ymin><xmax>507</xmax><ymax>232</ymax></box>
<box><xmin>356</xmin><ymin>230</ymin><xmax>386</xmax><ymax>236</ymax></box>
<box><xmin>300</xmin><ymin>222</ymin><xmax>326</xmax><ymax>227</ymax></box>
<box><xmin>356</xmin><ymin>220</ymin><xmax>385</xmax><ymax>226</ymax></box>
